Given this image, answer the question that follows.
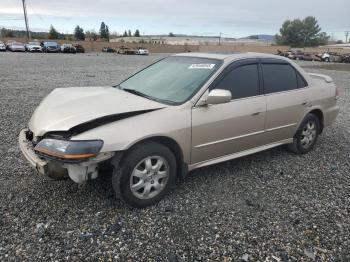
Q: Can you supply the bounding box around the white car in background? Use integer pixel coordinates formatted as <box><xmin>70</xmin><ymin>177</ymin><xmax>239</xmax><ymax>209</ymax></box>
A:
<box><xmin>0</xmin><ymin>41</ymin><xmax>6</xmax><ymax>52</ymax></box>
<box><xmin>7</xmin><ymin>42</ymin><xmax>26</xmax><ymax>52</ymax></box>
<box><xmin>25</xmin><ymin>41</ymin><xmax>42</xmax><ymax>52</ymax></box>
<box><xmin>320</xmin><ymin>52</ymin><xmax>331</xmax><ymax>62</ymax></box>
<box><xmin>136</xmin><ymin>48</ymin><xmax>149</xmax><ymax>55</ymax></box>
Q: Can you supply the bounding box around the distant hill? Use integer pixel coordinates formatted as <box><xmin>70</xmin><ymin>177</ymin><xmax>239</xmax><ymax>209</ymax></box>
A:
<box><xmin>242</xmin><ymin>34</ymin><xmax>275</xmax><ymax>42</ymax></box>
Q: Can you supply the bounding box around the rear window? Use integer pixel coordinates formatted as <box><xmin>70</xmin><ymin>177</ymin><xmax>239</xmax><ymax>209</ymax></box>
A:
<box><xmin>262</xmin><ymin>64</ymin><xmax>298</xmax><ymax>94</ymax></box>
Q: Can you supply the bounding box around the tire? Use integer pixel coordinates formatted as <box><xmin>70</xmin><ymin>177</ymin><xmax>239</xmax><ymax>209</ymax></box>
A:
<box><xmin>325</xmin><ymin>57</ymin><xmax>330</xmax><ymax>62</ymax></box>
<box><xmin>112</xmin><ymin>142</ymin><xmax>177</xmax><ymax>208</ymax></box>
<box><xmin>287</xmin><ymin>113</ymin><xmax>320</xmax><ymax>154</ymax></box>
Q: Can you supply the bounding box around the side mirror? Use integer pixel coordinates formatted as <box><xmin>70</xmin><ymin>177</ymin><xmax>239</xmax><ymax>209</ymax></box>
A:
<box><xmin>205</xmin><ymin>89</ymin><xmax>232</xmax><ymax>105</ymax></box>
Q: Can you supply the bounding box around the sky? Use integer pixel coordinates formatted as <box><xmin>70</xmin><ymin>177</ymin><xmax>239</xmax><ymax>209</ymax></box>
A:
<box><xmin>0</xmin><ymin>0</ymin><xmax>349</xmax><ymax>40</ymax></box>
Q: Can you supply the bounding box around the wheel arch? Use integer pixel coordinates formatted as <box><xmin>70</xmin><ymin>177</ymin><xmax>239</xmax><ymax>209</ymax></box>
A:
<box><xmin>308</xmin><ymin>108</ymin><xmax>324</xmax><ymax>134</ymax></box>
<box><xmin>121</xmin><ymin>136</ymin><xmax>188</xmax><ymax>179</ymax></box>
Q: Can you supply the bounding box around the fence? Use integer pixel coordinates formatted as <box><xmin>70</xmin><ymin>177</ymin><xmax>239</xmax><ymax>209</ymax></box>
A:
<box><xmin>1</xmin><ymin>37</ymin><xmax>349</xmax><ymax>54</ymax></box>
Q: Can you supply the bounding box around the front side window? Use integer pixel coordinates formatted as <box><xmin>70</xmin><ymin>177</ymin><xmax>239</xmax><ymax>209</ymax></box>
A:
<box><xmin>118</xmin><ymin>56</ymin><xmax>221</xmax><ymax>104</ymax></box>
<box><xmin>262</xmin><ymin>64</ymin><xmax>298</xmax><ymax>94</ymax></box>
<box><xmin>214</xmin><ymin>64</ymin><xmax>260</xmax><ymax>99</ymax></box>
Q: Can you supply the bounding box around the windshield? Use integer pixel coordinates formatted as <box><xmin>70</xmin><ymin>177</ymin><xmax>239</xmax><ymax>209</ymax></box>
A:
<box><xmin>118</xmin><ymin>56</ymin><xmax>221</xmax><ymax>104</ymax></box>
<box><xmin>29</xmin><ymin>42</ymin><xmax>39</xmax><ymax>45</ymax></box>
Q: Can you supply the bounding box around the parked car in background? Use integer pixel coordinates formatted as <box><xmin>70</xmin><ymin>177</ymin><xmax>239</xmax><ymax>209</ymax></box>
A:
<box><xmin>0</xmin><ymin>41</ymin><xmax>6</xmax><ymax>52</ymax></box>
<box><xmin>61</xmin><ymin>43</ymin><xmax>76</xmax><ymax>53</ymax></box>
<box><xmin>118</xmin><ymin>46</ymin><xmax>137</xmax><ymax>55</ymax></box>
<box><xmin>288</xmin><ymin>50</ymin><xmax>305</xmax><ymax>60</ymax></box>
<box><xmin>73</xmin><ymin>44</ymin><xmax>85</xmax><ymax>53</ymax></box>
<box><xmin>5</xmin><ymin>40</ymin><xmax>16</xmax><ymax>50</ymax></box>
<box><xmin>7</xmin><ymin>42</ymin><xmax>26</xmax><ymax>52</ymax></box>
<box><xmin>136</xmin><ymin>48</ymin><xmax>149</xmax><ymax>55</ymax></box>
<box><xmin>317</xmin><ymin>52</ymin><xmax>331</xmax><ymax>62</ymax></box>
<box><xmin>341</xmin><ymin>54</ymin><xmax>350</xmax><ymax>63</ymax></box>
<box><xmin>42</xmin><ymin>41</ymin><xmax>60</xmax><ymax>53</ymax></box>
<box><xmin>19</xmin><ymin>53</ymin><xmax>339</xmax><ymax>208</ymax></box>
<box><xmin>25</xmin><ymin>41</ymin><xmax>42</xmax><ymax>52</ymax></box>
<box><xmin>279</xmin><ymin>50</ymin><xmax>293</xmax><ymax>58</ymax></box>
<box><xmin>102</xmin><ymin>47</ymin><xmax>116</xmax><ymax>53</ymax></box>
<box><xmin>303</xmin><ymin>53</ymin><xmax>316</xmax><ymax>61</ymax></box>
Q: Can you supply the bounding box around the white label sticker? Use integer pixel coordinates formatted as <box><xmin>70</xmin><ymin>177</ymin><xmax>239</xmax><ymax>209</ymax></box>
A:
<box><xmin>189</xmin><ymin>64</ymin><xmax>216</xmax><ymax>69</ymax></box>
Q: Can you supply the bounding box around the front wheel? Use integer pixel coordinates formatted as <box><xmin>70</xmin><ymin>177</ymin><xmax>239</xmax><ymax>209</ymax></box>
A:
<box><xmin>288</xmin><ymin>114</ymin><xmax>320</xmax><ymax>154</ymax></box>
<box><xmin>112</xmin><ymin>142</ymin><xmax>177</xmax><ymax>208</ymax></box>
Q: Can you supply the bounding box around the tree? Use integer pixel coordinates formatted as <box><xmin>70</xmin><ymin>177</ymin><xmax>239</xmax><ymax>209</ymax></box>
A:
<box><xmin>276</xmin><ymin>16</ymin><xmax>329</xmax><ymax>47</ymax></box>
<box><xmin>105</xmin><ymin>25</ymin><xmax>110</xmax><ymax>40</ymax></box>
<box><xmin>74</xmin><ymin>25</ymin><xmax>85</xmax><ymax>41</ymax></box>
<box><xmin>86</xmin><ymin>30</ymin><xmax>98</xmax><ymax>41</ymax></box>
<box><xmin>168</xmin><ymin>32</ymin><xmax>175</xmax><ymax>37</ymax></box>
<box><xmin>99</xmin><ymin>22</ymin><xmax>110</xmax><ymax>40</ymax></box>
<box><xmin>134</xmin><ymin>29</ymin><xmax>140</xmax><ymax>37</ymax></box>
<box><xmin>1</xmin><ymin>27</ymin><xmax>15</xmax><ymax>37</ymax></box>
<box><xmin>317</xmin><ymin>32</ymin><xmax>330</xmax><ymax>46</ymax></box>
<box><xmin>128</xmin><ymin>29</ymin><xmax>132</xmax><ymax>37</ymax></box>
<box><xmin>48</xmin><ymin>25</ymin><xmax>59</xmax><ymax>39</ymax></box>
<box><xmin>123</xmin><ymin>30</ymin><xmax>128</xmax><ymax>37</ymax></box>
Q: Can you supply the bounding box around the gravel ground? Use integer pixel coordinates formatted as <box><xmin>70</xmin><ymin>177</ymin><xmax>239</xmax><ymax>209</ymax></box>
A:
<box><xmin>0</xmin><ymin>53</ymin><xmax>349</xmax><ymax>261</ymax></box>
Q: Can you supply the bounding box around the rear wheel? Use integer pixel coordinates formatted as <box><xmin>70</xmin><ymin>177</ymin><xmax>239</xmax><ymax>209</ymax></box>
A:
<box><xmin>288</xmin><ymin>114</ymin><xmax>320</xmax><ymax>154</ymax></box>
<box><xmin>112</xmin><ymin>142</ymin><xmax>177</xmax><ymax>208</ymax></box>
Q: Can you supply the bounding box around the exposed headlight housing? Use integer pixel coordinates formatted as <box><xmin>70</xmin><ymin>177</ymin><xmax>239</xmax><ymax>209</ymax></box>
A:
<box><xmin>34</xmin><ymin>139</ymin><xmax>103</xmax><ymax>160</ymax></box>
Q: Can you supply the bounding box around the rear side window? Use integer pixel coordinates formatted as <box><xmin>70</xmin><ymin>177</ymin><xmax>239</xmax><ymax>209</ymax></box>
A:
<box><xmin>297</xmin><ymin>73</ymin><xmax>308</xmax><ymax>88</ymax></box>
<box><xmin>215</xmin><ymin>64</ymin><xmax>260</xmax><ymax>99</ymax></box>
<box><xmin>262</xmin><ymin>64</ymin><xmax>298</xmax><ymax>94</ymax></box>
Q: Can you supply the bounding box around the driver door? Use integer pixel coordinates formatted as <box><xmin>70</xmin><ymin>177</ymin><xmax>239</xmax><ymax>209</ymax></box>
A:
<box><xmin>191</xmin><ymin>59</ymin><xmax>267</xmax><ymax>164</ymax></box>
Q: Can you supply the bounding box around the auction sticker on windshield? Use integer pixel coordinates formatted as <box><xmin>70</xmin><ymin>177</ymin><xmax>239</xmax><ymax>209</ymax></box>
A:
<box><xmin>189</xmin><ymin>64</ymin><xmax>216</xmax><ymax>69</ymax></box>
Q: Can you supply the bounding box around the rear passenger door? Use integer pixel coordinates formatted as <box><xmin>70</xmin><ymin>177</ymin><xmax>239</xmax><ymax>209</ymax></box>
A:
<box><xmin>261</xmin><ymin>59</ymin><xmax>310</xmax><ymax>144</ymax></box>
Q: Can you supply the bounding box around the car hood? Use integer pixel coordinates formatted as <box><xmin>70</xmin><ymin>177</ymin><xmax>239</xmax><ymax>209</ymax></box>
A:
<box><xmin>29</xmin><ymin>86</ymin><xmax>165</xmax><ymax>136</ymax></box>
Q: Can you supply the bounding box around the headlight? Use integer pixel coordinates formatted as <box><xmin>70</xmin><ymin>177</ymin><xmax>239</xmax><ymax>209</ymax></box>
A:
<box><xmin>34</xmin><ymin>139</ymin><xmax>103</xmax><ymax>160</ymax></box>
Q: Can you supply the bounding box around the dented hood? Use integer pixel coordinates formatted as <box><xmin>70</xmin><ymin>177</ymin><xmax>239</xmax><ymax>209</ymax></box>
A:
<box><xmin>29</xmin><ymin>86</ymin><xmax>165</xmax><ymax>136</ymax></box>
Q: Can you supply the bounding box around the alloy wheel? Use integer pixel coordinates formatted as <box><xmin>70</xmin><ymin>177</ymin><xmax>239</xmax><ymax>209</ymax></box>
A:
<box><xmin>129</xmin><ymin>156</ymin><xmax>170</xmax><ymax>200</ymax></box>
<box><xmin>300</xmin><ymin>121</ymin><xmax>317</xmax><ymax>149</ymax></box>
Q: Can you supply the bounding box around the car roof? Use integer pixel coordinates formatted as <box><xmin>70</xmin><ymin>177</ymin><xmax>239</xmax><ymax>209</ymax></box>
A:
<box><xmin>173</xmin><ymin>52</ymin><xmax>290</xmax><ymax>63</ymax></box>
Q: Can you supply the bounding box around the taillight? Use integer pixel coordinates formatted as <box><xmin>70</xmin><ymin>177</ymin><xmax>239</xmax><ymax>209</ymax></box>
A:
<box><xmin>335</xmin><ymin>86</ymin><xmax>340</xmax><ymax>99</ymax></box>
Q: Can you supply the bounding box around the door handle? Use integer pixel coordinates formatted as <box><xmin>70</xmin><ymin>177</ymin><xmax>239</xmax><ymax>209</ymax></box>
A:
<box><xmin>252</xmin><ymin>111</ymin><xmax>262</xmax><ymax>116</ymax></box>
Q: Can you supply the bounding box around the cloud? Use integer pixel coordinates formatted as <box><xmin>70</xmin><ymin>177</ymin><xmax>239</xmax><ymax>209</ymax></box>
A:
<box><xmin>1</xmin><ymin>0</ymin><xmax>349</xmax><ymax>37</ymax></box>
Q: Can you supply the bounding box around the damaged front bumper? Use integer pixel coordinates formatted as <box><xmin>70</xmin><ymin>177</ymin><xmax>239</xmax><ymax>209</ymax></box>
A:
<box><xmin>19</xmin><ymin>129</ymin><xmax>49</xmax><ymax>175</ymax></box>
<box><xmin>18</xmin><ymin>129</ymin><xmax>114</xmax><ymax>183</ymax></box>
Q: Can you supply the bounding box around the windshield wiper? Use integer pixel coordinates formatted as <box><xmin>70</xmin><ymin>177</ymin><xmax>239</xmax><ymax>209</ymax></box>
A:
<box><xmin>119</xmin><ymin>87</ymin><xmax>177</xmax><ymax>105</ymax></box>
<box><xmin>122</xmin><ymin>88</ymin><xmax>151</xmax><ymax>99</ymax></box>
